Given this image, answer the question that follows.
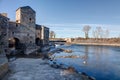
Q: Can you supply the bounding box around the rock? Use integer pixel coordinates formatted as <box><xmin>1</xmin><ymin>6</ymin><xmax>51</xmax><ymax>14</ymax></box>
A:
<box><xmin>48</xmin><ymin>60</ymin><xmax>60</xmax><ymax>68</ymax></box>
<box><xmin>88</xmin><ymin>76</ymin><xmax>96</xmax><ymax>80</ymax></box>
<box><xmin>61</xmin><ymin>49</ymin><xmax>72</xmax><ymax>53</ymax></box>
<box><xmin>0</xmin><ymin>57</ymin><xmax>8</xmax><ymax>79</ymax></box>
<box><xmin>81</xmin><ymin>72</ymin><xmax>88</xmax><ymax>76</ymax></box>
<box><xmin>60</xmin><ymin>64</ymin><xmax>69</xmax><ymax>69</ymax></box>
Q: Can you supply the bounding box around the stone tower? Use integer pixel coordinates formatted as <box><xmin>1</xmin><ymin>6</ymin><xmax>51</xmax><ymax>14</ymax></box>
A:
<box><xmin>15</xmin><ymin>6</ymin><xmax>36</xmax><ymax>44</ymax></box>
<box><xmin>16</xmin><ymin>6</ymin><xmax>36</xmax><ymax>26</ymax></box>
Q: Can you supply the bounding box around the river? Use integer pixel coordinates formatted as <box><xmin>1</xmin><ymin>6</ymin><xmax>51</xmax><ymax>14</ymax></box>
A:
<box><xmin>53</xmin><ymin>44</ymin><xmax>120</xmax><ymax>80</ymax></box>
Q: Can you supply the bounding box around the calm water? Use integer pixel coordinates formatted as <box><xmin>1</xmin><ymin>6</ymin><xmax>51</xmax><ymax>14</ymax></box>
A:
<box><xmin>53</xmin><ymin>44</ymin><xmax>120</xmax><ymax>80</ymax></box>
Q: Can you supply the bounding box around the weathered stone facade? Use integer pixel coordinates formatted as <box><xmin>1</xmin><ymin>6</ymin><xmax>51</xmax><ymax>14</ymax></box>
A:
<box><xmin>41</xmin><ymin>25</ymin><xmax>49</xmax><ymax>46</ymax></box>
<box><xmin>16</xmin><ymin>6</ymin><xmax>36</xmax><ymax>44</ymax></box>
<box><xmin>0</xmin><ymin>6</ymin><xmax>49</xmax><ymax>78</ymax></box>
<box><xmin>9</xmin><ymin>6</ymin><xmax>49</xmax><ymax>54</ymax></box>
<box><xmin>0</xmin><ymin>6</ymin><xmax>49</xmax><ymax>54</ymax></box>
<box><xmin>0</xmin><ymin>13</ymin><xmax>9</xmax><ymax>80</ymax></box>
<box><xmin>36</xmin><ymin>25</ymin><xmax>49</xmax><ymax>46</ymax></box>
<box><xmin>0</xmin><ymin>14</ymin><xmax>9</xmax><ymax>54</ymax></box>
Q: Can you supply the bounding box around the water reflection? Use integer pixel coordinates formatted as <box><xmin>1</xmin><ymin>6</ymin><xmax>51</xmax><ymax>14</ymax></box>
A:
<box><xmin>53</xmin><ymin>45</ymin><xmax>120</xmax><ymax>80</ymax></box>
<box><xmin>82</xmin><ymin>46</ymin><xmax>89</xmax><ymax>65</ymax></box>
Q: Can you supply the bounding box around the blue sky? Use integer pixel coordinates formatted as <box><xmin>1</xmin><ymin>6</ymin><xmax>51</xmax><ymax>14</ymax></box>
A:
<box><xmin>0</xmin><ymin>0</ymin><xmax>120</xmax><ymax>38</ymax></box>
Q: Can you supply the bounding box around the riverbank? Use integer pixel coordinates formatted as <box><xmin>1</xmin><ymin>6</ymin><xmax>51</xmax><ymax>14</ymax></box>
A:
<box><xmin>50</xmin><ymin>44</ymin><xmax>120</xmax><ymax>80</ymax></box>
<box><xmin>2</xmin><ymin>58</ymin><xmax>92</xmax><ymax>80</ymax></box>
<box><xmin>70</xmin><ymin>42</ymin><xmax>120</xmax><ymax>47</ymax></box>
<box><xmin>0</xmin><ymin>55</ymin><xmax>9</xmax><ymax>79</ymax></box>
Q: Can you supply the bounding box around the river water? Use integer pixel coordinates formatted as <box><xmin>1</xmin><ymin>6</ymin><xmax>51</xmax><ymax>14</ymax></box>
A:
<box><xmin>53</xmin><ymin>44</ymin><xmax>120</xmax><ymax>80</ymax></box>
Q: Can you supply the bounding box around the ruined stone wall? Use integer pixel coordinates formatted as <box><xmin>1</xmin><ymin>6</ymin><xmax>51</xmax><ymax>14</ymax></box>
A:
<box><xmin>36</xmin><ymin>29</ymin><xmax>41</xmax><ymax>39</ymax></box>
<box><xmin>16</xmin><ymin>6</ymin><xmax>36</xmax><ymax>44</ymax></box>
<box><xmin>8</xmin><ymin>22</ymin><xmax>21</xmax><ymax>40</ymax></box>
<box><xmin>0</xmin><ymin>14</ymin><xmax>9</xmax><ymax>53</ymax></box>
<box><xmin>1</xmin><ymin>6</ymin><xmax>50</xmax><ymax>54</ymax></box>
<box><xmin>36</xmin><ymin>25</ymin><xmax>42</xmax><ymax>39</ymax></box>
<box><xmin>9</xmin><ymin>22</ymin><xmax>34</xmax><ymax>43</ymax></box>
<box><xmin>0</xmin><ymin>14</ymin><xmax>9</xmax><ymax>79</ymax></box>
<box><xmin>41</xmin><ymin>26</ymin><xmax>49</xmax><ymax>46</ymax></box>
<box><xmin>9</xmin><ymin>21</ymin><xmax>37</xmax><ymax>51</ymax></box>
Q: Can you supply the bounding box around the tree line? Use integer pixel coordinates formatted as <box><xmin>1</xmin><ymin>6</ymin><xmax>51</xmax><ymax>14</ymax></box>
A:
<box><xmin>83</xmin><ymin>25</ymin><xmax>109</xmax><ymax>39</ymax></box>
<box><xmin>49</xmin><ymin>25</ymin><xmax>110</xmax><ymax>39</ymax></box>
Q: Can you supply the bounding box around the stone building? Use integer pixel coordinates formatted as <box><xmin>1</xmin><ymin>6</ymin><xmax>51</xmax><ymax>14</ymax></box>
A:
<box><xmin>36</xmin><ymin>24</ymin><xmax>42</xmax><ymax>46</ymax></box>
<box><xmin>0</xmin><ymin>6</ymin><xmax>49</xmax><ymax>78</ymax></box>
<box><xmin>0</xmin><ymin>14</ymin><xmax>9</xmax><ymax>54</ymax></box>
<box><xmin>0</xmin><ymin>6</ymin><xmax>49</xmax><ymax>54</ymax></box>
<box><xmin>8</xmin><ymin>6</ymin><xmax>37</xmax><ymax>54</ymax></box>
<box><xmin>15</xmin><ymin>6</ymin><xmax>36</xmax><ymax>44</ymax></box>
<box><xmin>36</xmin><ymin>25</ymin><xmax>49</xmax><ymax>47</ymax></box>
<box><xmin>0</xmin><ymin>14</ymin><xmax>9</xmax><ymax>79</ymax></box>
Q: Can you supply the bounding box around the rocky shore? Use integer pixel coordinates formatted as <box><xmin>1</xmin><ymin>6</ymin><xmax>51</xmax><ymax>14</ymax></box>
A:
<box><xmin>0</xmin><ymin>55</ymin><xmax>9</xmax><ymax>79</ymax></box>
<box><xmin>2</xmin><ymin>58</ymin><xmax>93</xmax><ymax>80</ymax></box>
<box><xmin>1</xmin><ymin>45</ymin><xmax>96</xmax><ymax>80</ymax></box>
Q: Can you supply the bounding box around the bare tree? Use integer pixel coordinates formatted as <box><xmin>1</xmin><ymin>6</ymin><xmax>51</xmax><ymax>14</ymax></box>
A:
<box><xmin>92</xmin><ymin>30</ymin><xmax>97</xmax><ymax>38</ymax></box>
<box><xmin>93</xmin><ymin>27</ymin><xmax>109</xmax><ymax>39</ymax></box>
<box><xmin>93</xmin><ymin>26</ymin><xmax>103</xmax><ymax>38</ymax></box>
<box><xmin>83</xmin><ymin>25</ymin><xmax>91</xmax><ymax>39</ymax></box>
<box><xmin>105</xmin><ymin>29</ymin><xmax>109</xmax><ymax>38</ymax></box>
<box><xmin>49</xmin><ymin>31</ymin><xmax>56</xmax><ymax>39</ymax></box>
<box><xmin>96</xmin><ymin>27</ymin><xmax>103</xmax><ymax>38</ymax></box>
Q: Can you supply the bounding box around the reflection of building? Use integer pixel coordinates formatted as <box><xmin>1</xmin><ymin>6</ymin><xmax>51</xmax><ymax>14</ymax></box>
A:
<box><xmin>0</xmin><ymin>6</ymin><xmax>49</xmax><ymax>54</ymax></box>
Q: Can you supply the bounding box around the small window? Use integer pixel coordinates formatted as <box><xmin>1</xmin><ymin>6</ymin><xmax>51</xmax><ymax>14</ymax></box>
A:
<box><xmin>29</xmin><ymin>18</ymin><xmax>32</xmax><ymax>22</ymax></box>
<box><xmin>27</xmin><ymin>34</ymin><xmax>29</xmax><ymax>36</ymax></box>
<box><xmin>16</xmin><ymin>24</ymin><xmax>18</xmax><ymax>27</ymax></box>
<box><xmin>12</xmin><ymin>32</ymin><xmax>14</xmax><ymax>34</ymax></box>
<box><xmin>16</xmin><ymin>20</ymin><xmax>18</xmax><ymax>23</ymax></box>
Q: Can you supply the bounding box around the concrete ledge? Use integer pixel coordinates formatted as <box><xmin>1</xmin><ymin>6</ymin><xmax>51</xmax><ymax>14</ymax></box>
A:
<box><xmin>0</xmin><ymin>58</ymin><xmax>8</xmax><ymax>79</ymax></box>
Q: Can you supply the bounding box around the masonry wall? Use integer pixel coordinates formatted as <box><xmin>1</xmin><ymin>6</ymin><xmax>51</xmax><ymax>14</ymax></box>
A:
<box><xmin>0</xmin><ymin>14</ymin><xmax>9</xmax><ymax>80</ymax></box>
<box><xmin>41</xmin><ymin>26</ymin><xmax>49</xmax><ymax>46</ymax></box>
<box><xmin>1</xmin><ymin>6</ymin><xmax>50</xmax><ymax>55</ymax></box>
<box><xmin>0</xmin><ymin>14</ymin><xmax>9</xmax><ymax>53</ymax></box>
<box><xmin>16</xmin><ymin>7</ymin><xmax>36</xmax><ymax>44</ymax></box>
